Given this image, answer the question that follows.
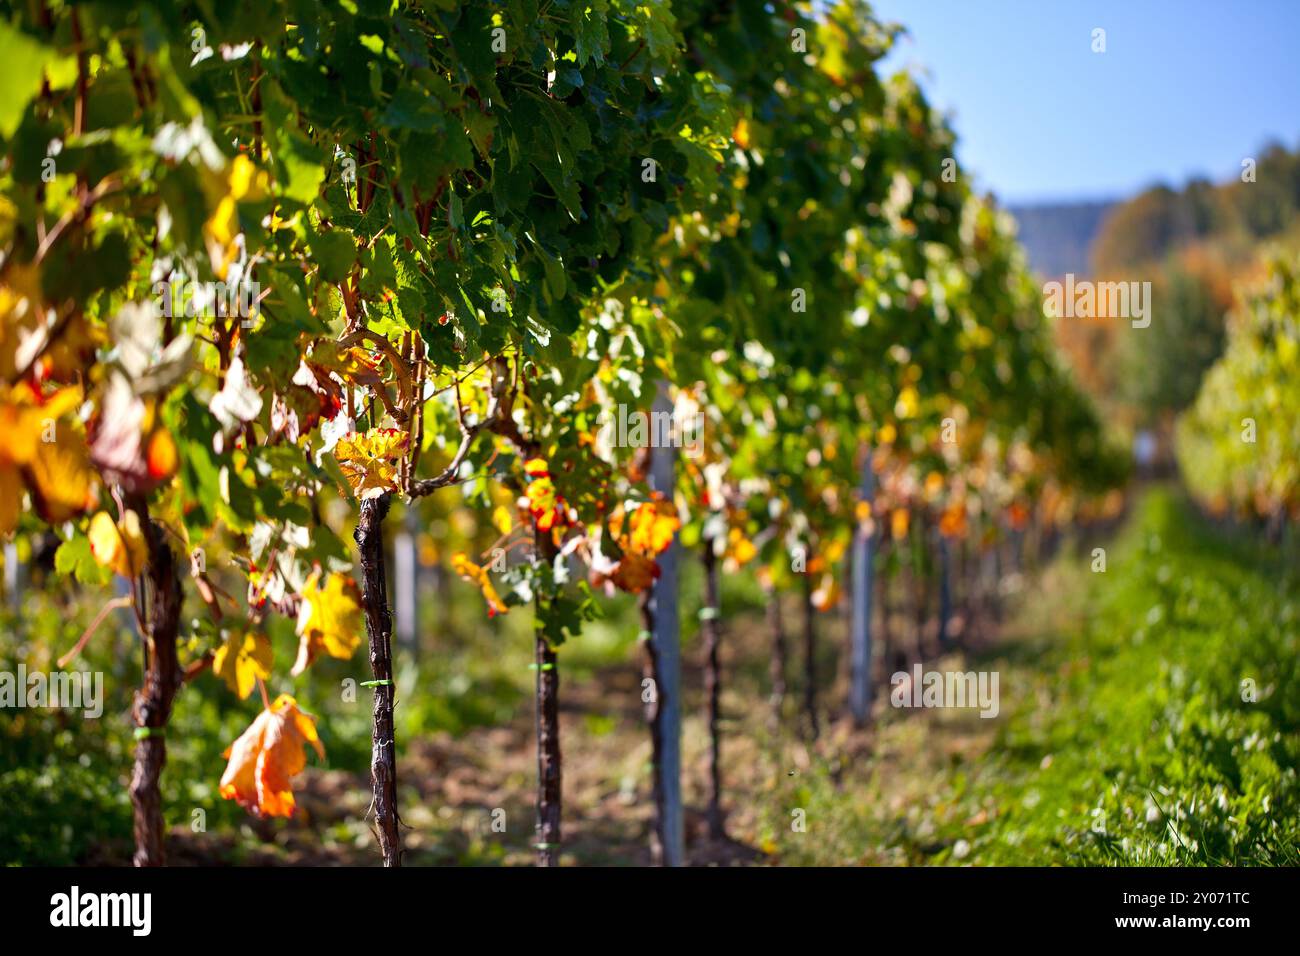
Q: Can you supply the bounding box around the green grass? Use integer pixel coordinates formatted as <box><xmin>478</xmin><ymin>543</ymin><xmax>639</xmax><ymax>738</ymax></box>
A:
<box><xmin>993</xmin><ymin>490</ymin><xmax>1300</xmax><ymax>864</ymax></box>
<box><xmin>759</xmin><ymin>486</ymin><xmax>1299</xmax><ymax>865</ymax></box>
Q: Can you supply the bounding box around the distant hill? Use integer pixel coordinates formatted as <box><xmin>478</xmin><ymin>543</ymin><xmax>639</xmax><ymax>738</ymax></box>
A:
<box><xmin>1006</xmin><ymin>200</ymin><xmax>1116</xmax><ymax>278</ymax></box>
<box><xmin>1089</xmin><ymin>141</ymin><xmax>1300</xmax><ymax>276</ymax></box>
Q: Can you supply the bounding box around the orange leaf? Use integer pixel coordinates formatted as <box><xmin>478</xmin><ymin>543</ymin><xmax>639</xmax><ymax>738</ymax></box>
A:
<box><xmin>0</xmin><ymin>466</ymin><xmax>21</xmax><ymax>536</ymax></box>
<box><xmin>891</xmin><ymin>507</ymin><xmax>911</xmax><ymax>540</ymax></box>
<box><xmin>626</xmin><ymin>497</ymin><xmax>679</xmax><ymax>556</ymax></box>
<box><xmin>219</xmin><ymin>694</ymin><xmax>324</xmax><ymax>818</ymax></box>
<box><xmin>939</xmin><ymin>502</ymin><xmax>968</xmax><ymax>539</ymax></box>
<box><xmin>593</xmin><ymin>497</ymin><xmax>681</xmax><ymax>595</ymax></box>
<box><xmin>732</xmin><ymin>117</ymin><xmax>752</xmax><ymax>150</ymax></box>
<box><xmin>145</xmin><ymin>428</ymin><xmax>178</xmax><ymax>481</ymax></box>
<box><xmin>609</xmin><ymin>549</ymin><xmax>659</xmax><ymax>593</ymax></box>
<box><xmin>523</xmin><ymin>460</ymin><xmax>568</xmax><ymax>533</ymax></box>
<box><xmin>451</xmin><ymin>552</ymin><xmax>508</xmax><ymax>617</ymax></box>
<box><xmin>308</xmin><ymin>341</ymin><xmax>383</xmax><ymax>388</ymax></box>
<box><xmin>924</xmin><ymin>471</ymin><xmax>944</xmax><ymax>499</ymax></box>
<box><xmin>811</xmin><ymin>573</ymin><xmax>840</xmax><ymax>612</ymax></box>
<box><xmin>725</xmin><ymin>526</ymin><xmax>756</xmax><ymax>567</ymax></box>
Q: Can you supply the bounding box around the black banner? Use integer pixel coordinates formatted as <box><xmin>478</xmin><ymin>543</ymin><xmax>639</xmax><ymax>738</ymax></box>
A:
<box><xmin>0</xmin><ymin>866</ymin><xmax>1287</xmax><ymax>942</ymax></box>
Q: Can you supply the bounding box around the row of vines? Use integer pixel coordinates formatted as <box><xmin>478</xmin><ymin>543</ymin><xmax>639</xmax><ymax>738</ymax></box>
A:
<box><xmin>0</xmin><ymin>0</ymin><xmax>1126</xmax><ymax>866</ymax></box>
<box><xmin>1177</xmin><ymin>251</ymin><xmax>1300</xmax><ymax>536</ymax></box>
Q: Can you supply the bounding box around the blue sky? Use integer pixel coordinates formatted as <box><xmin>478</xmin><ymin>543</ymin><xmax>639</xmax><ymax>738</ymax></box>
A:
<box><xmin>871</xmin><ymin>0</ymin><xmax>1300</xmax><ymax>204</ymax></box>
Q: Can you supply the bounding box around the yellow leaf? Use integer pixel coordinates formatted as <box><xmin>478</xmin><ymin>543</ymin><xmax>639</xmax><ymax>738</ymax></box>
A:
<box><xmin>293</xmin><ymin>571</ymin><xmax>363</xmax><ymax>674</ymax></box>
<box><xmin>895</xmin><ymin>386</ymin><xmax>919</xmax><ymax>420</ymax></box>
<box><xmin>0</xmin><ymin>385</ymin><xmax>81</xmax><ymax>446</ymax></box>
<box><xmin>815</xmin><ymin>20</ymin><xmax>849</xmax><ymax>84</ymax></box>
<box><xmin>203</xmin><ymin>158</ymin><xmax>270</xmax><ymax>279</ymax></box>
<box><xmin>0</xmin><ymin>262</ymin><xmax>48</xmax><ymax>381</ymax></box>
<box><xmin>491</xmin><ymin>504</ymin><xmax>514</xmax><ymax>536</ymax></box>
<box><xmin>219</xmin><ymin>694</ymin><xmax>324</xmax><ymax>818</ymax></box>
<box><xmin>0</xmin><ymin>384</ymin><xmax>45</xmax><ymax>468</ymax></box>
<box><xmin>228</xmin><ymin>154</ymin><xmax>270</xmax><ymax>202</ymax></box>
<box><xmin>212</xmin><ymin>631</ymin><xmax>273</xmax><ymax>700</ymax></box>
<box><xmin>206</xmin><ymin>194</ymin><xmax>238</xmax><ymax>249</ymax></box>
<box><xmin>25</xmin><ymin>419</ymin><xmax>94</xmax><ymax>524</ymax></box>
<box><xmin>37</xmin><ymin>384</ymin><xmax>84</xmax><ymax>422</ymax></box>
<box><xmin>88</xmin><ymin>509</ymin><xmax>147</xmax><ymax>578</ymax></box>
<box><xmin>333</xmin><ymin>428</ymin><xmax>409</xmax><ymax>499</ymax></box>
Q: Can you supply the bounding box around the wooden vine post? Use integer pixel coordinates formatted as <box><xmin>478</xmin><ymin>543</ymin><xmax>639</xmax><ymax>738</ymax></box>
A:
<box><xmin>643</xmin><ymin>382</ymin><xmax>685</xmax><ymax>866</ymax></box>
<box><xmin>700</xmin><ymin>539</ymin><xmax>724</xmax><ymax>839</ymax></box>
<box><xmin>394</xmin><ymin>504</ymin><xmax>420</xmax><ymax>657</ymax></box>
<box><xmin>766</xmin><ymin>584</ymin><xmax>788</xmax><ymax>730</ymax></box>
<box><xmin>849</xmin><ymin>446</ymin><xmax>876</xmax><ymax>726</ymax></box>
<box><xmin>937</xmin><ymin>529</ymin><xmax>953</xmax><ymax>650</ymax></box>
<box><xmin>3</xmin><ymin>542</ymin><xmax>21</xmax><ymax>613</ymax></box>
<box><xmin>533</xmin><ymin>532</ymin><xmax>563</xmax><ymax>867</ymax></box>
<box><xmin>802</xmin><ymin>569</ymin><xmax>820</xmax><ymax>741</ymax></box>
